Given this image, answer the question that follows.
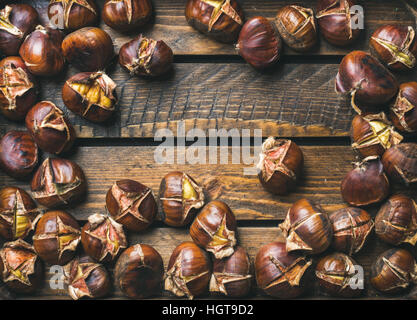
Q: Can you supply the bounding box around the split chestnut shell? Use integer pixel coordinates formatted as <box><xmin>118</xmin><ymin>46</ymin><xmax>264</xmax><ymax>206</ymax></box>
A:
<box><xmin>390</xmin><ymin>82</ymin><xmax>417</xmax><ymax>133</ymax></box>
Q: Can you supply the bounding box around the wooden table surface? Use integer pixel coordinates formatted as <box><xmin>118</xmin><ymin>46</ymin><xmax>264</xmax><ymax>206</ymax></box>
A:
<box><xmin>1</xmin><ymin>0</ymin><xmax>417</xmax><ymax>300</ymax></box>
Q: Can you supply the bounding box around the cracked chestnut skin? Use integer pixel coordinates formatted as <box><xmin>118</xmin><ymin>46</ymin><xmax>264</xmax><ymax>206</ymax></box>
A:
<box><xmin>25</xmin><ymin>101</ymin><xmax>76</xmax><ymax>155</ymax></box>
<box><xmin>382</xmin><ymin>143</ymin><xmax>417</xmax><ymax>186</ymax></box>
<box><xmin>33</xmin><ymin>210</ymin><xmax>81</xmax><ymax>266</ymax></box>
<box><xmin>0</xmin><ymin>4</ymin><xmax>39</xmax><ymax>56</ymax></box>
<box><xmin>390</xmin><ymin>82</ymin><xmax>417</xmax><ymax>133</ymax></box>
<box><xmin>0</xmin><ymin>130</ymin><xmax>38</xmax><ymax>179</ymax></box>
<box><xmin>0</xmin><ymin>56</ymin><xmax>37</xmax><ymax>121</ymax></box>
<box><xmin>185</xmin><ymin>0</ymin><xmax>244</xmax><ymax>43</ymax></box>
<box><xmin>255</xmin><ymin>241</ymin><xmax>313</xmax><ymax>299</ymax></box>
<box><xmin>115</xmin><ymin>244</ymin><xmax>164</xmax><ymax>299</ymax></box>
<box><xmin>102</xmin><ymin>0</ymin><xmax>153</xmax><ymax>32</ymax></box>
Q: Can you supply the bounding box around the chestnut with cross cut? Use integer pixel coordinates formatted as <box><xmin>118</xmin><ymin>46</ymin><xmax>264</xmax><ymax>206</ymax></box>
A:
<box><xmin>390</xmin><ymin>82</ymin><xmax>417</xmax><ymax>133</ymax></box>
<box><xmin>106</xmin><ymin>179</ymin><xmax>157</xmax><ymax>232</ymax></box>
<box><xmin>31</xmin><ymin>158</ymin><xmax>87</xmax><ymax>208</ymax></box>
<box><xmin>0</xmin><ymin>239</ymin><xmax>43</xmax><ymax>294</ymax></box>
<box><xmin>33</xmin><ymin>210</ymin><xmax>81</xmax><ymax>266</ymax></box>
<box><xmin>48</xmin><ymin>0</ymin><xmax>99</xmax><ymax>31</ymax></box>
<box><xmin>0</xmin><ymin>187</ymin><xmax>42</xmax><ymax>240</ymax></box>
<box><xmin>257</xmin><ymin>137</ymin><xmax>304</xmax><ymax>195</ymax></box>
<box><xmin>81</xmin><ymin>213</ymin><xmax>128</xmax><ymax>263</ymax></box>
<box><xmin>0</xmin><ymin>56</ymin><xmax>37</xmax><ymax>121</ymax></box>
<box><xmin>382</xmin><ymin>143</ymin><xmax>417</xmax><ymax>186</ymax></box>
<box><xmin>119</xmin><ymin>34</ymin><xmax>173</xmax><ymax>77</ymax></box>
<box><xmin>159</xmin><ymin>171</ymin><xmax>205</xmax><ymax>227</ymax></box>
<box><xmin>185</xmin><ymin>0</ymin><xmax>244</xmax><ymax>43</ymax></box>
<box><xmin>62</xmin><ymin>71</ymin><xmax>117</xmax><ymax>123</ymax></box>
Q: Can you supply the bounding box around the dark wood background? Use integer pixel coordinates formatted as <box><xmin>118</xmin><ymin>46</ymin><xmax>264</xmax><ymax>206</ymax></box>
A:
<box><xmin>1</xmin><ymin>0</ymin><xmax>417</xmax><ymax>300</ymax></box>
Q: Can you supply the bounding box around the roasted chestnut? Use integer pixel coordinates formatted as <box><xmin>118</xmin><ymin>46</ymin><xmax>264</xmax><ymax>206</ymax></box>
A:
<box><xmin>64</xmin><ymin>255</ymin><xmax>111</xmax><ymax>300</ymax></box>
<box><xmin>159</xmin><ymin>171</ymin><xmax>205</xmax><ymax>227</ymax></box>
<box><xmin>0</xmin><ymin>239</ymin><xmax>43</xmax><ymax>294</ymax></box>
<box><xmin>165</xmin><ymin>241</ymin><xmax>211</xmax><ymax>299</ymax></box>
<box><xmin>351</xmin><ymin>113</ymin><xmax>403</xmax><ymax>158</ymax></box>
<box><xmin>257</xmin><ymin>137</ymin><xmax>304</xmax><ymax>195</ymax></box>
<box><xmin>31</xmin><ymin>158</ymin><xmax>87</xmax><ymax>208</ymax></box>
<box><xmin>279</xmin><ymin>199</ymin><xmax>332</xmax><ymax>255</ymax></box>
<box><xmin>62</xmin><ymin>71</ymin><xmax>117</xmax><ymax>123</ymax></box>
<box><xmin>106</xmin><ymin>179</ymin><xmax>157</xmax><ymax>232</ymax></box>
<box><xmin>335</xmin><ymin>51</ymin><xmax>399</xmax><ymax>114</ymax></box>
<box><xmin>119</xmin><ymin>35</ymin><xmax>173</xmax><ymax>77</ymax></box>
<box><xmin>62</xmin><ymin>27</ymin><xmax>114</xmax><ymax>72</ymax></box>
<box><xmin>190</xmin><ymin>200</ymin><xmax>237</xmax><ymax>259</ymax></box>
<box><xmin>382</xmin><ymin>143</ymin><xmax>417</xmax><ymax>185</ymax></box>
<box><xmin>371</xmin><ymin>248</ymin><xmax>417</xmax><ymax>294</ymax></box>
<box><xmin>209</xmin><ymin>246</ymin><xmax>252</xmax><ymax>297</ymax></box>
<box><xmin>274</xmin><ymin>5</ymin><xmax>317</xmax><ymax>52</ymax></box>
<box><xmin>236</xmin><ymin>16</ymin><xmax>282</xmax><ymax>70</ymax></box>
<box><xmin>375</xmin><ymin>195</ymin><xmax>417</xmax><ymax>246</ymax></box>
<box><xmin>19</xmin><ymin>26</ymin><xmax>65</xmax><ymax>77</ymax></box>
<box><xmin>185</xmin><ymin>0</ymin><xmax>244</xmax><ymax>43</ymax></box>
<box><xmin>102</xmin><ymin>0</ymin><xmax>152</xmax><ymax>32</ymax></box>
<box><xmin>33</xmin><ymin>210</ymin><xmax>81</xmax><ymax>265</ymax></box>
<box><xmin>0</xmin><ymin>187</ymin><xmax>42</xmax><ymax>240</ymax></box>
<box><xmin>316</xmin><ymin>253</ymin><xmax>364</xmax><ymax>297</ymax></box>
<box><xmin>316</xmin><ymin>0</ymin><xmax>362</xmax><ymax>47</ymax></box>
<box><xmin>341</xmin><ymin>156</ymin><xmax>390</xmax><ymax>207</ymax></box>
<box><xmin>0</xmin><ymin>56</ymin><xmax>37</xmax><ymax>121</ymax></box>
<box><xmin>255</xmin><ymin>241</ymin><xmax>313</xmax><ymax>298</ymax></box>
<box><xmin>390</xmin><ymin>82</ymin><xmax>417</xmax><ymax>133</ymax></box>
<box><xmin>25</xmin><ymin>101</ymin><xmax>76</xmax><ymax>155</ymax></box>
<box><xmin>0</xmin><ymin>4</ymin><xmax>38</xmax><ymax>56</ymax></box>
<box><xmin>0</xmin><ymin>130</ymin><xmax>38</xmax><ymax>179</ymax></box>
<box><xmin>115</xmin><ymin>244</ymin><xmax>164</xmax><ymax>299</ymax></box>
<box><xmin>329</xmin><ymin>207</ymin><xmax>374</xmax><ymax>255</ymax></box>
<box><xmin>48</xmin><ymin>0</ymin><xmax>99</xmax><ymax>31</ymax></box>
<box><xmin>81</xmin><ymin>213</ymin><xmax>128</xmax><ymax>263</ymax></box>
<box><xmin>370</xmin><ymin>25</ymin><xmax>417</xmax><ymax>71</ymax></box>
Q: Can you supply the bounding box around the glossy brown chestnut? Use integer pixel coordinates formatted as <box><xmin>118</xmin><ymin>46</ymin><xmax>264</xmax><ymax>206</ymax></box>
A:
<box><xmin>0</xmin><ymin>187</ymin><xmax>42</xmax><ymax>240</ymax></box>
<box><xmin>0</xmin><ymin>130</ymin><xmax>38</xmax><ymax>179</ymax></box>
<box><xmin>382</xmin><ymin>143</ymin><xmax>417</xmax><ymax>185</ymax></box>
<box><xmin>62</xmin><ymin>71</ymin><xmax>117</xmax><ymax>123</ymax></box>
<box><xmin>316</xmin><ymin>0</ymin><xmax>362</xmax><ymax>47</ymax></box>
<box><xmin>279</xmin><ymin>199</ymin><xmax>332</xmax><ymax>255</ymax></box>
<box><xmin>351</xmin><ymin>112</ymin><xmax>403</xmax><ymax>158</ymax></box>
<box><xmin>165</xmin><ymin>241</ymin><xmax>211</xmax><ymax>299</ymax></box>
<box><xmin>0</xmin><ymin>4</ymin><xmax>38</xmax><ymax>56</ymax></box>
<box><xmin>115</xmin><ymin>244</ymin><xmax>164</xmax><ymax>299</ymax></box>
<box><xmin>390</xmin><ymin>82</ymin><xmax>417</xmax><ymax>133</ymax></box>
<box><xmin>185</xmin><ymin>0</ymin><xmax>244</xmax><ymax>43</ymax></box>
<box><xmin>257</xmin><ymin>137</ymin><xmax>304</xmax><ymax>195</ymax></box>
<box><xmin>159</xmin><ymin>171</ymin><xmax>205</xmax><ymax>227</ymax></box>
<box><xmin>316</xmin><ymin>253</ymin><xmax>363</xmax><ymax>297</ymax></box>
<box><xmin>102</xmin><ymin>0</ymin><xmax>153</xmax><ymax>32</ymax></box>
<box><xmin>19</xmin><ymin>26</ymin><xmax>65</xmax><ymax>77</ymax></box>
<box><xmin>190</xmin><ymin>200</ymin><xmax>237</xmax><ymax>259</ymax></box>
<box><xmin>375</xmin><ymin>195</ymin><xmax>417</xmax><ymax>246</ymax></box>
<box><xmin>106</xmin><ymin>179</ymin><xmax>157</xmax><ymax>232</ymax></box>
<box><xmin>81</xmin><ymin>213</ymin><xmax>128</xmax><ymax>263</ymax></box>
<box><xmin>335</xmin><ymin>51</ymin><xmax>399</xmax><ymax>114</ymax></box>
<box><xmin>64</xmin><ymin>255</ymin><xmax>111</xmax><ymax>300</ymax></box>
<box><xmin>0</xmin><ymin>239</ymin><xmax>43</xmax><ymax>294</ymax></box>
<box><xmin>62</xmin><ymin>27</ymin><xmax>114</xmax><ymax>72</ymax></box>
<box><xmin>48</xmin><ymin>0</ymin><xmax>99</xmax><ymax>31</ymax></box>
<box><xmin>370</xmin><ymin>248</ymin><xmax>417</xmax><ymax>294</ymax></box>
<box><xmin>341</xmin><ymin>156</ymin><xmax>390</xmax><ymax>207</ymax></box>
<box><xmin>274</xmin><ymin>5</ymin><xmax>317</xmax><ymax>52</ymax></box>
<box><xmin>119</xmin><ymin>34</ymin><xmax>173</xmax><ymax>77</ymax></box>
<box><xmin>209</xmin><ymin>246</ymin><xmax>252</xmax><ymax>297</ymax></box>
<box><xmin>370</xmin><ymin>25</ymin><xmax>417</xmax><ymax>71</ymax></box>
<box><xmin>31</xmin><ymin>158</ymin><xmax>87</xmax><ymax>208</ymax></box>
<box><xmin>0</xmin><ymin>56</ymin><xmax>37</xmax><ymax>121</ymax></box>
<box><xmin>25</xmin><ymin>101</ymin><xmax>76</xmax><ymax>155</ymax></box>
<box><xmin>329</xmin><ymin>207</ymin><xmax>374</xmax><ymax>255</ymax></box>
<box><xmin>255</xmin><ymin>241</ymin><xmax>313</xmax><ymax>298</ymax></box>
<box><xmin>33</xmin><ymin>210</ymin><xmax>81</xmax><ymax>265</ymax></box>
